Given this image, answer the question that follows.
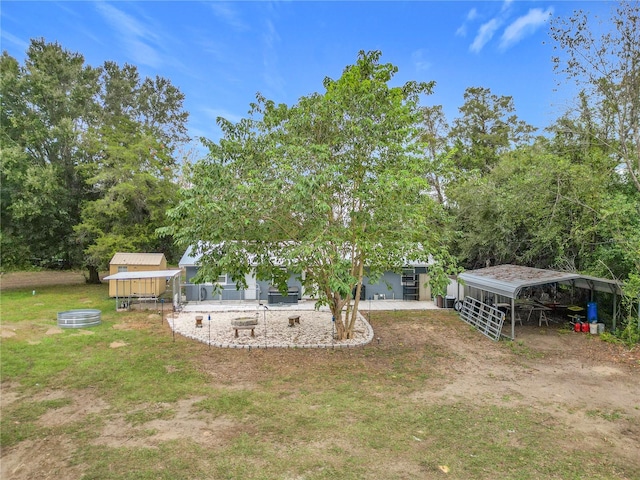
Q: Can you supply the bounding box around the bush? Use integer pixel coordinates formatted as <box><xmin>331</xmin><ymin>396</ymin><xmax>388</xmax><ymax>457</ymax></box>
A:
<box><xmin>617</xmin><ymin>317</ymin><xmax>640</xmax><ymax>348</ymax></box>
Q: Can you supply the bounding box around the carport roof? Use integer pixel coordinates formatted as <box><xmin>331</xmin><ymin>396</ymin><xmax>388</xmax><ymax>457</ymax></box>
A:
<box><xmin>103</xmin><ymin>269</ymin><xmax>182</xmax><ymax>281</ymax></box>
<box><xmin>458</xmin><ymin>264</ymin><xmax>622</xmax><ymax>299</ymax></box>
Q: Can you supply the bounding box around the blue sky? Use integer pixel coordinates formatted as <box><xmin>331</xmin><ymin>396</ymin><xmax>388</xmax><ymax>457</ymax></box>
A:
<box><xmin>1</xmin><ymin>1</ymin><xmax>613</xmax><ymax>148</ymax></box>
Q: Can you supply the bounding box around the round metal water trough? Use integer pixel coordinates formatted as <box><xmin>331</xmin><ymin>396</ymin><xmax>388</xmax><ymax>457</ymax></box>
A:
<box><xmin>57</xmin><ymin>309</ymin><xmax>102</xmax><ymax>329</ymax></box>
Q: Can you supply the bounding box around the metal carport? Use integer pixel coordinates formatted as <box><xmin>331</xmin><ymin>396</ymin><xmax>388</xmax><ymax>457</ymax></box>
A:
<box><xmin>458</xmin><ymin>265</ymin><xmax>623</xmax><ymax>340</ymax></box>
<box><xmin>103</xmin><ymin>269</ymin><xmax>182</xmax><ymax>310</ymax></box>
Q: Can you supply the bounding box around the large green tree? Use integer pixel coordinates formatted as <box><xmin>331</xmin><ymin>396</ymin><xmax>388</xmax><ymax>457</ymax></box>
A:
<box><xmin>1</xmin><ymin>40</ymin><xmax>100</xmax><ymax>268</ymax></box>
<box><xmin>449</xmin><ymin>125</ymin><xmax>639</xmax><ymax>280</ymax></box>
<box><xmin>449</xmin><ymin>86</ymin><xmax>536</xmax><ymax>174</ymax></box>
<box><xmin>165</xmin><ymin>51</ymin><xmax>452</xmax><ymax>339</ymax></box>
<box><xmin>549</xmin><ymin>1</ymin><xmax>640</xmax><ymax>335</ymax></box>
<box><xmin>0</xmin><ymin>40</ymin><xmax>188</xmax><ymax>278</ymax></box>
<box><xmin>550</xmin><ymin>0</ymin><xmax>640</xmax><ymax>193</ymax></box>
<box><xmin>418</xmin><ymin>105</ymin><xmax>455</xmax><ymax>204</ymax></box>
<box><xmin>74</xmin><ymin>62</ymin><xmax>188</xmax><ymax>282</ymax></box>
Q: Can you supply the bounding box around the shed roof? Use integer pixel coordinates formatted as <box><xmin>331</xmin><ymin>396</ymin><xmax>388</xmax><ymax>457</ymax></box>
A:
<box><xmin>458</xmin><ymin>264</ymin><xmax>622</xmax><ymax>299</ymax></box>
<box><xmin>110</xmin><ymin>252</ymin><xmax>166</xmax><ymax>266</ymax></box>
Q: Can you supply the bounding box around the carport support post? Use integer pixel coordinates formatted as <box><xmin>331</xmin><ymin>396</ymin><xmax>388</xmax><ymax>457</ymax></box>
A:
<box><xmin>510</xmin><ymin>297</ymin><xmax>516</xmax><ymax>340</ymax></box>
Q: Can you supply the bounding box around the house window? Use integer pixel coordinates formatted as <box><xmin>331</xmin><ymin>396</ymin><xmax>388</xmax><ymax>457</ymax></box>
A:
<box><xmin>118</xmin><ymin>266</ymin><xmax>128</xmax><ymax>273</ymax></box>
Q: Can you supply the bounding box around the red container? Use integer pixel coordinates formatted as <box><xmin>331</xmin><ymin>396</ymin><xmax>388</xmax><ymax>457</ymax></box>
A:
<box><xmin>581</xmin><ymin>322</ymin><xmax>589</xmax><ymax>333</ymax></box>
<box><xmin>574</xmin><ymin>322</ymin><xmax>581</xmax><ymax>332</ymax></box>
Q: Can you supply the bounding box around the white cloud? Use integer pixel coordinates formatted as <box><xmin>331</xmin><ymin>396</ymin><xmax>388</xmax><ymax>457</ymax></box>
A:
<box><xmin>500</xmin><ymin>7</ymin><xmax>553</xmax><ymax>50</ymax></box>
<box><xmin>94</xmin><ymin>2</ymin><xmax>164</xmax><ymax>68</ymax></box>
<box><xmin>411</xmin><ymin>49</ymin><xmax>431</xmax><ymax>72</ymax></box>
<box><xmin>208</xmin><ymin>2</ymin><xmax>249</xmax><ymax>31</ymax></box>
<box><xmin>470</xmin><ymin>18</ymin><xmax>501</xmax><ymax>53</ymax></box>
<box><xmin>501</xmin><ymin>0</ymin><xmax>514</xmax><ymax>14</ymax></box>
<box><xmin>202</xmin><ymin>108</ymin><xmax>243</xmax><ymax>124</ymax></box>
<box><xmin>262</xmin><ymin>18</ymin><xmax>284</xmax><ymax>96</ymax></box>
<box><xmin>0</xmin><ymin>31</ymin><xmax>29</xmax><ymax>52</ymax></box>
<box><xmin>456</xmin><ymin>8</ymin><xmax>478</xmax><ymax>37</ymax></box>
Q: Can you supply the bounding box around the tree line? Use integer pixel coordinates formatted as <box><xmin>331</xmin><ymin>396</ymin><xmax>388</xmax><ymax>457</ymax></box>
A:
<box><xmin>1</xmin><ymin>3</ymin><xmax>638</xmax><ymax>339</ymax></box>
<box><xmin>1</xmin><ymin>39</ymin><xmax>189</xmax><ymax>282</ymax></box>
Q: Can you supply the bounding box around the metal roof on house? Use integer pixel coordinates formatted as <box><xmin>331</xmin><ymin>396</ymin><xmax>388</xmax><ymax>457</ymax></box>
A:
<box><xmin>178</xmin><ymin>246</ymin><xmax>199</xmax><ymax>268</ymax></box>
<box><xmin>458</xmin><ymin>264</ymin><xmax>622</xmax><ymax>299</ymax></box>
<box><xmin>110</xmin><ymin>252</ymin><xmax>166</xmax><ymax>266</ymax></box>
<box><xmin>178</xmin><ymin>244</ymin><xmax>431</xmax><ymax>269</ymax></box>
<box><xmin>103</xmin><ymin>269</ymin><xmax>182</xmax><ymax>281</ymax></box>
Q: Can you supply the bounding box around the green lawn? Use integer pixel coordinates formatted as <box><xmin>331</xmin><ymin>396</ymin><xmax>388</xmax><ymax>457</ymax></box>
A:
<box><xmin>1</xmin><ymin>283</ymin><xmax>638</xmax><ymax>479</ymax></box>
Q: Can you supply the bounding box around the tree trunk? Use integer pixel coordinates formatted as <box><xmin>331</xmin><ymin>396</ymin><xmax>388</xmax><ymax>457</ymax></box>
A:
<box><xmin>331</xmin><ymin>293</ymin><xmax>348</xmax><ymax>341</ymax></box>
<box><xmin>348</xmin><ymin>261</ymin><xmax>365</xmax><ymax>334</ymax></box>
<box><xmin>332</xmin><ymin>304</ymin><xmax>345</xmax><ymax>340</ymax></box>
<box><xmin>86</xmin><ymin>266</ymin><xmax>101</xmax><ymax>284</ymax></box>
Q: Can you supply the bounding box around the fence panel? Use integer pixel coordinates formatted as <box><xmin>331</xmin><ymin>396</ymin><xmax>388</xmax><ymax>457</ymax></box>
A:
<box><xmin>459</xmin><ymin>296</ymin><xmax>505</xmax><ymax>341</ymax></box>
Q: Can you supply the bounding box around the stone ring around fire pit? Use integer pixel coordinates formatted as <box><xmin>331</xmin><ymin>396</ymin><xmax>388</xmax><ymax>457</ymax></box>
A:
<box><xmin>231</xmin><ymin>317</ymin><xmax>258</xmax><ymax>338</ymax></box>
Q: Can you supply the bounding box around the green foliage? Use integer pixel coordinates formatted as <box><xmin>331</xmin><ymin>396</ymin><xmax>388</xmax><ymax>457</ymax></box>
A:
<box><xmin>550</xmin><ymin>0</ymin><xmax>640</xmax><ymax>193</ymax></box>
<box><xmin>1</xmin><ymin>42</ymin><xmax>100</xmax><ymax>268</ymax></box>
<box><xmin>614</xmin><ymin>317</ymin><xmax>640</xmax><ymax>348</ymax></box>
<box><xmin>166</xmin><ymin>51</ymin><xmax>453</xmax><ymax>338</ymax></box>
<box><xmin>418</xmin><ymin>105</ymin><xmax>456</xmax><ymax>205</ymax></box>
<box><xmin>449</xmin><ymin>86</ymin><xmax>536</xmax><ymax>174</ymax></box>
<box><xmin>75</xmin><ymin>115</ymin><xmax>181</xmax><ymax>272</ymax></box>
<box><xmin>0</xmin><ymin>40</ymin><xmax>188</xmax><ymax>272</ymax></box>
<box><xmin>448</xmin><ymin>136</ymin><xmax>640</xmax><ymax>278</ymax></box>
<box><xmin>427</xmin><ymin>248</ymin><xmax>462</xmax><ymax>297</ymax></box>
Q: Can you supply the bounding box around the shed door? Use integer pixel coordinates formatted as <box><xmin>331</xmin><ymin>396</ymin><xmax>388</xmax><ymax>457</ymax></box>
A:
<box><xmin>418</xmin><ymin>274</ymin><xmax>432</xmax><ymax>301</ymax></box>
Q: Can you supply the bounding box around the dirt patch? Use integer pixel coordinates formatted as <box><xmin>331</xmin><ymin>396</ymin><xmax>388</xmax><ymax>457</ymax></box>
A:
<box><xmin>0</xmin><ymin>328</ymin><xmax>17</xmax><ymax>338</ymax></box>
<box><xmin>2</xmin><ymin>437</ymin><xmax>86</xmax><ymax>480</ymax></box>
<box><xmin>36</xmin><ymin>390</ymin><xmax>110</xmax><ymax>428</ymax></box>
<box><xmin>0</xmin><ymin>271</ymin><xmax>93</xmax><ymax>291</ymax></box>
<box><xmin>92</xmin><ymin>397</ymin><xmax>240</xmax><ymax>449</ymax></box>
<box><xmin>407</xmin><ymin>321</ymin><xmax>640</xmax><ymax>466</ymax></box>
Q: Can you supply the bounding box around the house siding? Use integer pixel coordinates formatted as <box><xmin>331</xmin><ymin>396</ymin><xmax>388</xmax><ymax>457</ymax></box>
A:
<box><xmin>178</xmin><ymin>246</ymin><xmax>430</xmax><ymax>302</ymax></box>
<box><xmin>182</xmin><ymin>270</ymin><xmax>303</xmax><ymax>302</ymax></box>
<box><xmin>182</xmin><ymin>268</ymin><xmax>429</xmax><ymax>302</ymax></box>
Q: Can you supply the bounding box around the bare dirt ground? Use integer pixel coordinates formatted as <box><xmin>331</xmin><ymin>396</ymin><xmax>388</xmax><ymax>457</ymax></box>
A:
<box><xmin>2</xmin><ymin>274</ymin><xmax>640</xmax><ymax>479</ymax></box>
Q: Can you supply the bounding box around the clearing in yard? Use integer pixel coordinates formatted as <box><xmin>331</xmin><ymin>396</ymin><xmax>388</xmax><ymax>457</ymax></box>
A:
<box><xmin>1</xmin><ymin>271</ymin><xmax>639</xmax><ymax>479</ymax></box>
